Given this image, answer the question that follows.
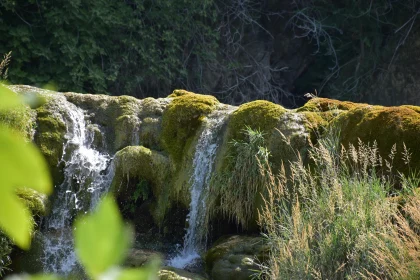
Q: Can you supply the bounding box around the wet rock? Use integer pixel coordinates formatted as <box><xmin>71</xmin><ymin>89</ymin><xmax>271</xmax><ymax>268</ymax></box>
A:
<box><xmin>158</xmin><ymin>267</ymin><xmax>207</xmax><ymax>280</ymax></box>
<box><xmin>205</xmin><ymin>235</ymin><xmax>268</xmax><ymax>280</ymax></box>
<box><xmin>124</xmin><ymin>248</ymin><xmax>163</xmax><ymax>267</ymax></box>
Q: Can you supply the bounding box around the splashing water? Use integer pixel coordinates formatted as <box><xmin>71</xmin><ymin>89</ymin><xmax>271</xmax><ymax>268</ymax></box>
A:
<box><xmin>40</xmin><ymin>99</ymin><xmax>115</xmax><ymax>274</ymax></box>
<box><xmin>168</xmin><ymin>108</ymin><xmax>231</xmax><ymax>268</ymax></box>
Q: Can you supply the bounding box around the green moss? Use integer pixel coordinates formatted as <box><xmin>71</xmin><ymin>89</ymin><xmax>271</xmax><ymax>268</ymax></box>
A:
<box><xmin>139</xmin><ymin>117</ymin><xmax>161</xmax><ymax>150</ymax></box>
<box><xmin>167</xmin><ymin>89</ymin><xmax>193</xmax><ymax>97</ymax></box>
<box><xmin>16</xmin><ymin>188</ymin><xmax>47</xmax><ymax>216</ymax></box>
<box><xmin>65</xmin><ymin>92</ymin><xmax>142</xmax><ymax>152</ymax></box>
<box><xmin>227</xmin><ymin>100</ymin><xmax>286</xmax><ymax>142</ymax></box>
<box><xmin>0</xmin><ymin>103</ymin><xmax>35</xmax><ymax>140</ymax></box>
<box><xmin>334</xmin><ymin>105</ymin><xmax>420</xmax><ymax>175</ymax></box>
<box><xmin>111</xmin><ymin>146</ymin><xmax>172</xmax><ymax>225</ymax></box>
<box><xmin>160</xmin><ymin>90</ymin><xmax>219</xmax><ymax>165</ymax></box>
<box><xmin>34</xmin><ymin>104</ymin><xmax>66</xmax><ymax>182</ymax></box>
<box><xmin>296</xmin><ymin>97</ymin><xmax>361</xmax><ymax>112</ymax></box>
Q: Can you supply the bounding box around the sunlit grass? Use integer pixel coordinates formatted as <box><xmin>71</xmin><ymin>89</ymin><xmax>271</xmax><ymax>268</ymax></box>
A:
<box><xmin>258</xmin><ymin>126</ymin><xmax>420</xmax><ymax>279</ymax></box>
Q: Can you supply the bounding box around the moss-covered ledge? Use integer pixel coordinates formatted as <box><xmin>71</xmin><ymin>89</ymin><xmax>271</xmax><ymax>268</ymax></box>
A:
<box><xmin>160</xmin><ymin>89</ymin><xmax>219</xmax><ymax>167</ymax></box>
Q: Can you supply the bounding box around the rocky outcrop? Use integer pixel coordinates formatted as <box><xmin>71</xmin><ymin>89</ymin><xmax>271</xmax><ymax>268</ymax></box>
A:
<box><xmin>5</xmin><ymin>85</ymin><xmax>420</xmax><ymax>279</ymax></box>
<box><xmin>6</xmin><ymin>85</ymin><xmax>420</xmax><ymax>232</ymax></box>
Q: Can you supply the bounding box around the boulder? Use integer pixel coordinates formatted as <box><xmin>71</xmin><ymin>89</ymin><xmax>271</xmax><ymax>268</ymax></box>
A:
<box><xmin>158</xmin><ymin>267</ymin><xmax>207</xmax><ymax>280</ymax></box>
<box><xmin>124</xmin><ymin>248</ymin><xmax>163</xmax><ymax>268</ymax></box>
<box><xmin>205</xmin><ymin>235</ymin><xmax>268</xmax><ymax>280</ymax></box>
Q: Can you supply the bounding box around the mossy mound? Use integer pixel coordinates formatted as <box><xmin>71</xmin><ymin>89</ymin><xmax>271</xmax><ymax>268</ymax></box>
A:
<box><xmin>111</xmin><ymin>146</ymin><xmax>172</xmax><ymax>225</ymax></box>
<box><xmin>161</xmin><ymin>90</ymin><xmax>219</xmax><ymax>165</ymax></box>
<box><xmin>297</xmin><ymin>97</ymin><xmax>361</xmax><ymax>112</ymax></box>
<box><xmin>226</xmin><ymin>100</ymin><xmax>286</xmax><ymax>142</ymax></box>
<box><xmin>334</xmin><ymin>105</ymin><xmax>420</xmax><ymax>175</ymax></box>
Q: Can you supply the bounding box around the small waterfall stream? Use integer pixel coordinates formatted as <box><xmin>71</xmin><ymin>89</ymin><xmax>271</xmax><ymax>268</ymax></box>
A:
<box><xmin>40</xmin><ymin>100</ymin><xmax>114</xmax><ymax>274</ymax></box>
<box><xmin>169</xmin><ymin>109</ymin><xmax>231</xmax><ymax>268</ymax></box>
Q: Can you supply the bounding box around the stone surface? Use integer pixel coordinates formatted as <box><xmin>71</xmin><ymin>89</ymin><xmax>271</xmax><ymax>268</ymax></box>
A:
<box><xmin>205</xmin><ymin>235</ymin><xmax>268</xmax><ymax>280</ymax></box>
<box><xmin>124</xmin><ymin>248</ymin><xmax>163</xmax><ymax>268</ymax></box>
<box><xmin>158</xmin><ymin>267</ymin><xmax>207</xmax><ymax>280</ymax></box>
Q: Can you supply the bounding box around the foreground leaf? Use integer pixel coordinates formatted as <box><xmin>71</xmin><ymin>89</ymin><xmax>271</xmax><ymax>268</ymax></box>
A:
<box><xmin>74</xmin><ymin>196</ymin><xmax>132</xmax><ymax>278</ymax></box>
<box><xmin>0</xmin><ymin>83</ymin><xmax>22</xmax><ymax>110</ymax></box>
<box><xmin>0</xmin><ymin>126</ymin><xmax>52</xmax><ymax>248</ymax></box>
<box><xmin>0</xmin><ymin>127</ymin><xmax>52</xmax><ymax>193</ymax></box>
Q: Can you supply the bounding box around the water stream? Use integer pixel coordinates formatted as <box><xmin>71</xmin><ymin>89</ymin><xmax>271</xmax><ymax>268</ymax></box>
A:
<box><xmin>168</xmin><ymin>109</ymin><xmax>231</xmax><ymax>268</ymax></box>
<box><xmin>40</xmin><ymin>100</ymin><xmax>114</xmax><ymax>274</ymax></box>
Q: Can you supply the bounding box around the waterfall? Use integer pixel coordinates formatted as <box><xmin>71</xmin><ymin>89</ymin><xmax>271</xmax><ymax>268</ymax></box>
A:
<box><xmin>168</xmin><ymin>108</ymin><xmax>231</xmax><ymax>269</ymax></box>
<box><xmin>40</xmin><ymin>100</ymin><xmax>114</xmax><ymax>274</ymax></box>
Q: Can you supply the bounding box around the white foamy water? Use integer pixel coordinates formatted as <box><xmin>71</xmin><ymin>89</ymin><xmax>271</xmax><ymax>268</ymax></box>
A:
<box><xmin>40</xmin><ymin>99</ymin><xmax>114</xmax><ymax>274</ymax></box>
<box><xmin>168</xmin><ymin>109</ymin><xmax>231</xmax><ymax>268</ymax></box>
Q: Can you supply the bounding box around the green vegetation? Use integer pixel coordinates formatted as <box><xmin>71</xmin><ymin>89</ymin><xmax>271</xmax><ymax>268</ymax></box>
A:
<box><xmin>74</xmin><ymin>196</ymin><xmax>157</xmax><ymax>279</ymax></box>
<box><xmin>296</xmin><ymin>97</ymin><xmax>359</xmax><ymax>113</ymax></box>
<box><xmin>161</xmin><ymin>90</ymin><xmax>219</xmax><ymax>165</ymax></box>
<box><xmin>0</xmin><ymin>1</ymin><xmax>218</xmax><ymax>97</ymax></box>
<box><xmin>34</xmin><ymin>103</ymin><xmax>67</xmax><ymax>179</ymax></box>
<box><xmin>0</xmin><ymin>102</ymin><xmax>35</xmax><ymax>140</ymax></box>
<box><xmin>208</xmin><ymin>127</ymin><xmax>271</xmax><ymax>229</ymax></box>
<box><xmin>258</xmin><ymin>126</ymin><xmax>420</xmax><ymax>279</ymax></box>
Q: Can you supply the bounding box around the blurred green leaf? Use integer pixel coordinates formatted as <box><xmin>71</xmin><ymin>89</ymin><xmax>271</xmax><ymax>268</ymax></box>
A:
<box><xmin>0</xmin><ymin>83</ymin><xmax>21</xmax><ymax>110</ymax></box>
<box><xmin>117</xmin><ymin>267</ymin><xmax>157</xmax><ymax>280</ymax></box>
<box><xmin>0</xmin><ymin>126</ymin><xmax>52</xmax><ymax>249</ymax></box>
<box><xmin>74</xmin><ymin>196</ymin><xmax>132</xmax><ymax>278</ymax></box>
<box><xmin>0</xmin><ymin>127</ymin><xmax>52</xmax><ymax>193</ymax></box>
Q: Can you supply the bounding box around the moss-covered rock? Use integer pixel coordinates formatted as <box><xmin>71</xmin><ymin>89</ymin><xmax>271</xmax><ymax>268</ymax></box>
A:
<box><xmin>297</xmin><ymin>97</ymin><xmax>360</xmax><ymax>112</ymax></box>
<box><xmin>33</xmin><ymin>99</ymin><xmax>67</xmax><ymax>183</ymax></box>
<box><xmin>161</xmin><ymin>90</ymin><xmax>219</xmax><ymax>165</ymax></box>
<box><xmin>205</xmin><ymin>235</ymin><xmax>268</xmax><ymax>280</ymax></box>
<box><xmin>334</xmin><ymin>104</ymin><xmax>420</xmax><ymax>175</ymax></box>
<box><xmin>212</xmin><ymin>100</ymin><xmax>286</xmax><ymax>186</ymax></box>
<box><xmin>124</xmin><ymin>248</ymin><xmax>163</xmax><ymax>268</ymax></box>
<box><xmin>158</xmin><ymin>267</ymin><xmax>207</xmax><ymax>280</ymax></box>
<box><xmin>226</xmin><ymin>100</ymin><xmax>286</xmax><ymax>142</ymax></box>
<box><xmin>65</xmin><ymin>93</ymin><xmax>143</xmax><ymax>151</ymax></box>
<box><xmin>65</xmin><ymin>92</ymin><xmax>169</xmax><ymax>153</ymax></box>
<box><xmin>111</xmin><ymin>146</ymin><xmax>172</xmax><ymax>225</ymax></box>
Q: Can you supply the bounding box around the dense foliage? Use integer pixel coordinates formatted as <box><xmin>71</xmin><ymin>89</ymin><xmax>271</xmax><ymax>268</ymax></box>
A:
<box><xmin>291</xmin><ymin>0</ymin><xmax>420</xmax><ymax>101</ymax></box>
<box><xmin>0</xmin><ymin>0</ymin><xmax>218</xmax><ymax>97</ymax></box>
<box><xmin>2</xmin><ymin>0</ymin><xmax>420</xmax><ymax>105</ymax></box>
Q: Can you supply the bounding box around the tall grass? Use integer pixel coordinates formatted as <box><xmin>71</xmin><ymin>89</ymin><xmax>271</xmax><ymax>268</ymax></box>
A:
<box><xmin>207</xmin><ymin>127</ymin><xmax>271</xmax><ymax>229</ymax></box>
<box><xmin>258</xmin><ymin>127</ymin><xmax>420</xmax><ymax>279</ymax></box>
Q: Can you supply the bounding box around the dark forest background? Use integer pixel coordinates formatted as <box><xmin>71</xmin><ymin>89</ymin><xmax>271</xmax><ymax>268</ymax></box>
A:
<box><xmin>2</xmin><ymin>0</ymin><xmax>420</xmax><ymax>107</ymax></box>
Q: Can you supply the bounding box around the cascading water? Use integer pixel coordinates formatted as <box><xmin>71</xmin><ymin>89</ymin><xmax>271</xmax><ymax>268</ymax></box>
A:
<box><xmin>40</xmin><ymin>99</ymin><xmax>115</xmax><ymax>274</ymax></box>
<box><xmin>168</xmin><ymin>108</ymin><xmax>231</xmax><ymax>269</ymax></box>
